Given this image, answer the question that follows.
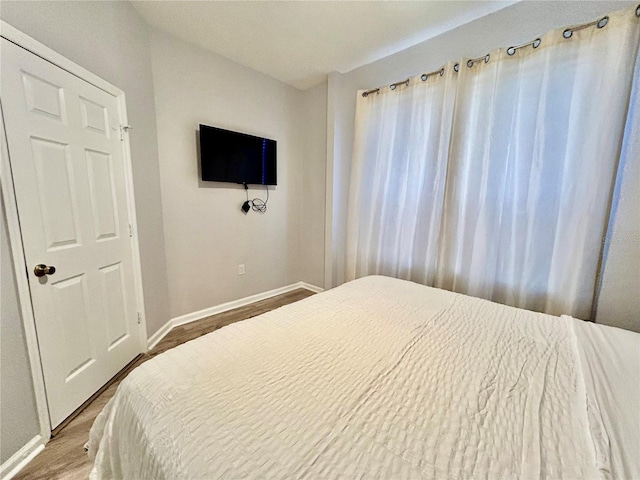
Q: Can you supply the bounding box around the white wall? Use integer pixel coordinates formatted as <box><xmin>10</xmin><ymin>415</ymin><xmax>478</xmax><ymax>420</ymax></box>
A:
<box><xmin>325</xmin><ymin>0</ymin><xmax>639</xmax><ymax>329</ymax></box>
<box><xmin>300</xmin><ymin>83</ymin><xmax>327</xmax><ymax>288</ymax></box>
<box><xmin>0</xmin><ymin>1</ymin><xmax>172</xmax><ymax>338</ymax></box>
<box><xmin>150</xmin><ymin>31</ymin><xmax>325</xmax><ymax>320</ymax></box>
<box><xmin>0</xmin><ymin>201</ymin><xmax>40</xmax><ymax>464</ymax></box>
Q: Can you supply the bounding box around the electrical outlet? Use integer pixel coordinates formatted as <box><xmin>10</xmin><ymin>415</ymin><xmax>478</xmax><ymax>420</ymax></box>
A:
<box><xmin>238</xmin><ymin>264</ymin><xmax>245</xmax><ymax>275</ymax></box>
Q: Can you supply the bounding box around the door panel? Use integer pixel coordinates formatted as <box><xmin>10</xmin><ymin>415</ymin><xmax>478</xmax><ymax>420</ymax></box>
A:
<box><xmin>79</xmin><ymin>96</ymin><xmax>110</xmax><ymax>138</ymax></box>
<box><xmin>31</xmin><ymin>137</ymin><xmax>81</xmax><ymax>250</ymax></box>
<box><xmin>51</xmin><ymin>274</ymin><xmax>95</xmax><ymax>378</ymax></box>
<box><xmin>86</xmin><ymin>149</ymin><xmax>119</xmax><ymax>241</ymax></box>
<box><xmin>99</xmin><ymin>262</ymin><xmax>131</xmax><ymax>350</ymax></box>
<box><xmin>1</xmin><ymin>38</ymin><xmax>142</xmax><ymax>427</ymax></box>
<box><xmin>21</xmin><ymin>71</ymin><xmax>67</xmax><ymax>122</ymax></box>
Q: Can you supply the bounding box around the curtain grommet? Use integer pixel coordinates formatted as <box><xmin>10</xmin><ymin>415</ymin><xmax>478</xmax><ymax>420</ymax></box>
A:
<box><xmin>454</xmin><ymin>63</ymin><xmax>459</xmax><ymax>72</ymax></box>
<box><xmin>636</xmin><ymin>4</ymin><xmax>640</xmax><ymax>17</ymax></box>
<box><xmin>508</xmin><ymin>38</ymin><xmax>541</xmax><ymax>56</ymax></box>
<box><xmin>484</xmin><ymin>54</ymin><xmax>490</xmax><ymax>63</ymax></box>
<box><xmin>466</xmin><ymin>59</ymin><xmax>474</xmax><ymax>68</ymax></box>
<box><xmin>421</xmin><ymin>69</ymin><xmax>444</xmax><ymax>82</ymax></box>
<box><xmin>597</xmin><ymin>16</ymin><xmax>609</xmax><ymax>28</ymax></box>
<box><xmin>390</xmin><ymin>84</ymin><xmax>396</xmax><ymax>91</ymax></box>
<box><xmin>563</xmin><ymin>29</ymin><xmax>573</xmax><ymax>39</ymax></box>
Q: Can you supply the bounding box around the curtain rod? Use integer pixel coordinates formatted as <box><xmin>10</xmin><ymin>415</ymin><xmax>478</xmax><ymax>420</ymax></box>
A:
<box><xmin>362</xmin><ymin>5</ymin><xmax>639</xmax><ymax>98</ymax></box>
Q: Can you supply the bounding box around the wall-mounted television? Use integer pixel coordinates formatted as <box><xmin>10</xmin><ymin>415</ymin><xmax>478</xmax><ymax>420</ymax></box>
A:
<box><xmin>199</xmin><ymin>124</ymin><xmax>277</xmax><ymax>185</ymax></box>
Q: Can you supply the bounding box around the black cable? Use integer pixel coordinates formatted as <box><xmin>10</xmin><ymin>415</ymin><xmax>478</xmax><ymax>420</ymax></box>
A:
<box><xmin>242</xmin><ymin>184</ymin><xmax>269</xmax><ymax>214</ymax></box>
<box><xmin>250</xmin><ymin>184</ymin><xmax>268</xmax><ymax>213</ymax></box>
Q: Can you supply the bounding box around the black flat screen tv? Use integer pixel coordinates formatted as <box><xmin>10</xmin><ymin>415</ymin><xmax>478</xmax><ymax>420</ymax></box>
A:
<box><xmin>199</xmin><ymin>124</ymin><xmax>277</xmax><ymax>185</ymax></box>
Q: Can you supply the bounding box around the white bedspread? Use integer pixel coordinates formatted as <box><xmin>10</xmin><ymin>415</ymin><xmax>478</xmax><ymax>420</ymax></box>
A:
<box><xmin>88</xmin><ymin>276</ymin><xmax>639</xmax><ymax>479</ymax></box>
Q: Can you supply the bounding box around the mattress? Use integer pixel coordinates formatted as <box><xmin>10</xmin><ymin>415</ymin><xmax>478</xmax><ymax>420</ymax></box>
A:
<box><xmin>88</xmin><ymin>276</ymin><xmax>639</xmax><ymax>479</ymax></box>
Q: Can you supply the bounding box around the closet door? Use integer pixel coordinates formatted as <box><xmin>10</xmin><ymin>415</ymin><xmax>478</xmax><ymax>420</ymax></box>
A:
<box><xmin>1</xmin><ymin>38</ymin><xmax>142</xmax><ymax>427</ymax></box>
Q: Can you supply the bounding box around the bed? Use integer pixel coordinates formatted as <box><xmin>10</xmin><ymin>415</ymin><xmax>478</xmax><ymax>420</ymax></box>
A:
<box><xmin>88</xmin><ymin>276</ymin><xmax>639</xmax><ymax>479</ymax></box>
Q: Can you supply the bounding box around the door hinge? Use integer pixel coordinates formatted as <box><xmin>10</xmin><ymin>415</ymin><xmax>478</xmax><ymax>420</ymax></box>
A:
<box><xmin>120</xmin><ymin>124</ymin><xmax>133</xmax><ymax>141</ymax></box>
<box><xmin>137</xmin><ymin>312</ymin><xmax>142</xmax><ymax>325</ymax></box>
<box><xmin>128</xmin><ymin>224</ymin><xmax>133</xmax><ymax>237</ymax></box>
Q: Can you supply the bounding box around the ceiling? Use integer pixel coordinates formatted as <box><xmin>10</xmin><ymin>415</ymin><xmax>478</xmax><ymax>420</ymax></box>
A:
<box><xmin>132</xmin><ymin>1</ymin><xmax>517</xmax><ymax>90</ymax></box>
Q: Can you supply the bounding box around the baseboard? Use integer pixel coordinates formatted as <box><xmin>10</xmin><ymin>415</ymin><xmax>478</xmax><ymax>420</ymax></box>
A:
<box><xmin>147</xmin><ymin>281</ymin><xmax>324</xmax><ymax>350</ymax></box>
<box><xmin>171</xmin><ymin>282</ymin><xmax>305</xmax><ymax>328</ymax></box>
<box><xmin>146</xmin><ymin>318</ymin><xmax>173</xmax><ymax>350</ymax></box>
<box><xmin>299</xmin><ymin>281</ymin><xmax>324</xmax><ymax>294</ymax></box>
<box><xmin>0</xmin><ymin>435</ymin><xmax>45</xmax><ymax>480</ymax></box>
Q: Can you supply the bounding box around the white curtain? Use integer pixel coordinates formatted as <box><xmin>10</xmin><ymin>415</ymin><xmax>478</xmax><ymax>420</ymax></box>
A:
<box><xmin>346</xmin><ymin>65</ymin><xmax>457</xmax><ymax>285</ymax></box>
<box><xmin>347</xmin><ymin>5</ymin><xmax>640</xmax><ymax>319</ymax></box>
<box><xmin>594</xmin><ymin>40</ymin><xmax>640</xmax><ymax>332</ymax></box>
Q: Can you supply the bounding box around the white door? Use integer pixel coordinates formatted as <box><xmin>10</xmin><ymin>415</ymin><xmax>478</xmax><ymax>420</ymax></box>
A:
<box><xmin>1</xmin><ymin>39</ymin><xmax>143</xmax><ymax>427</ymax></box>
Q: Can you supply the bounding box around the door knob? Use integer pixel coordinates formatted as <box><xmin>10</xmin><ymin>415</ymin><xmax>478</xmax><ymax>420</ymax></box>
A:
<box><xmin>34</xmin><ymin>264</ymin><xmax>56</xmax><ymax>277</ymax></box>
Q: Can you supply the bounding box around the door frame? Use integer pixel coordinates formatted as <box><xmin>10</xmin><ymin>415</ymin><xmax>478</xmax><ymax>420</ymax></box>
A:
<box><xmin>0</xmin><ymin>21</ymin><xmax>148</xmax><ymax>444</ymax></box>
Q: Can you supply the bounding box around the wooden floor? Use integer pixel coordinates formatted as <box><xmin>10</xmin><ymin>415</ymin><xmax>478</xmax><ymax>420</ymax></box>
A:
<box><xmin>15</xmin><ymin>288</ymin><xmax>315</xmax><ymax>480</ymax></box>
